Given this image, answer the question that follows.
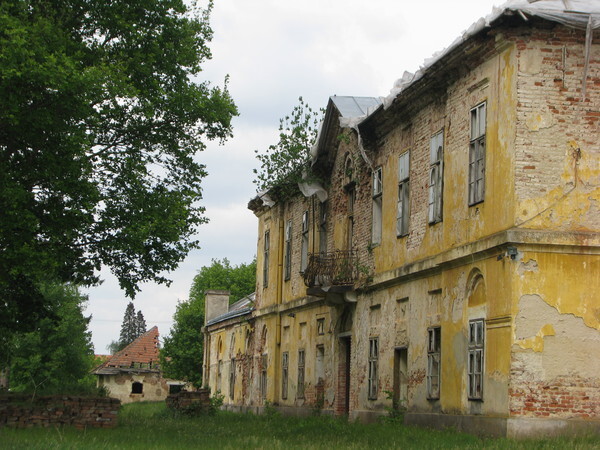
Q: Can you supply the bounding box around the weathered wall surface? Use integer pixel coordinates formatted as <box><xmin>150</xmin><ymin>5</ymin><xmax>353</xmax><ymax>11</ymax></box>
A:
<box><xmin>98</xmin><ymin>372</ymin><xmax>168</xmax><ymax>404</ymax></box>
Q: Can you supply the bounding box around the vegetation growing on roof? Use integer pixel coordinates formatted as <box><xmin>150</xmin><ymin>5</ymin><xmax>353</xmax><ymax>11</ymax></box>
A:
<box><xmin>253</xmin><ymin>97</ymin><xmax>324</xmax><ymax>201</ymax></box>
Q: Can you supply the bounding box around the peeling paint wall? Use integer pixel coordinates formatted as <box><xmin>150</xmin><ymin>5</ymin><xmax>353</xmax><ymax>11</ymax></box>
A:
<box><xmin>98</xmin><ymin>372</ymin><xmax>168</xmax><ymax>404</ymax></box>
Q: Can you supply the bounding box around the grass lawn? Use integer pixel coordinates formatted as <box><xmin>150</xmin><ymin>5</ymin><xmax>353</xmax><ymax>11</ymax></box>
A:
<box><xmin>1</xmin><ymin>402</ymin><xmax>598</xmax><ymax>449</ymax></box>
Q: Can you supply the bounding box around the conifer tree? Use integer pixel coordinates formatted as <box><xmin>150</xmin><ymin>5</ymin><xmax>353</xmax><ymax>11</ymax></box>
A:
<box><xmin>118</xmin><ymin>302</ymin><xmax>138</xmax><ymax>348</ymax></box>
<box><xmin>136</xmin><ymin>311</ymin><xmax>147</xmax><ymax>338</ymax></box>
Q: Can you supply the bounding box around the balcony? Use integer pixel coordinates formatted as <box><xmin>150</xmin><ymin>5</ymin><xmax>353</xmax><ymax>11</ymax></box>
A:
<box><xmin>303</xmin><ymin>250</ymin><xmax>359</xmax><ymax>292</ymax></box>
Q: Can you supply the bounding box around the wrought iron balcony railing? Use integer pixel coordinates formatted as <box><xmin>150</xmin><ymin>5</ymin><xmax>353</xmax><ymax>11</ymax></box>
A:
<box><xmin>303</xmin><ymin>250</ymin><xmax>359</xmax><ymax>288</ymax></box>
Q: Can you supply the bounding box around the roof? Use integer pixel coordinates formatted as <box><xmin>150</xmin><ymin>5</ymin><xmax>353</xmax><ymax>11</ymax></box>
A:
<box><xmin>378</xmin><ymin>0</ymin><xmax>600</xmax><ymax>110</ymax></box>
<box><xmin>205</xmin><ymin>292</ymin><xmax>255</xmax><ymax>327</ymax></box>
<box><xmin>93</xmin><ymin>326</ymin><xmax>160</xmax><ymax>375</ymax></box>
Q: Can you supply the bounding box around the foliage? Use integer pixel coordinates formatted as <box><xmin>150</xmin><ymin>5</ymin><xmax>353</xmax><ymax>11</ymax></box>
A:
<box><xmin>160</xmin><ymin>258</ymin><xmax>256</xmax><ymax>387</ymax></box>
<box><xmin>0</xmin><ymin>0</ymin><xmax>238</xmax><ymax>334</ymax></box>
<box><xmin>188</xmin><ymin>258</ymin><xmax>257</xmax><ymax>308</ymax></box>
<box><xmin>4</xmin><ymin>402</ymin><xmax>599</xmax><ymax>449</ymax></box>
<box><xmin>116</xmin><ymin>302</ymin><xmax>147</xmax><ymax>351</ymax></box>
<box><xmin>253</xmin><ymin>97</ymin><xmax>323</xmax><ymax>200</ymax></box>
<box><xmin>7</xmin><ymin>283</ymin><xmax>97</xmax><ymax>396</ymax></box>
<box><xmin>136</xmin><ymin>311</ymin><xmax>147</xmax><ymax>338</ymax></box>
<box><xmin>209</xmin><ymin>390</ymin><xmax>225</xmax><ymax>415</ymax></box>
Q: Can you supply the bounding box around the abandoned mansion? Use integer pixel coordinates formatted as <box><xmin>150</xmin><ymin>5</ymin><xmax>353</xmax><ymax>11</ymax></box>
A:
<box><xmin>202</xmin><ymin>1</ymin><xmax>599</xmax><ymax>438</ymax></box>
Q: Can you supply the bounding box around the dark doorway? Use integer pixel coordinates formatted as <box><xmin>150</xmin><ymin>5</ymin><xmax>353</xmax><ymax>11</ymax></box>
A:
<box><xmin>336</xmin><ymin>336</ymin><xmax>351</xmax><ymax>415</ymax></box>
<box><xmin>131</xmin><ymin>381</ymin><xmax>143</xmax><ymax>394</ymax></box>
<box><xmin>393</xmin><ymin>347</ymin><xmax>408</xmax><ymax>410</ymax></box>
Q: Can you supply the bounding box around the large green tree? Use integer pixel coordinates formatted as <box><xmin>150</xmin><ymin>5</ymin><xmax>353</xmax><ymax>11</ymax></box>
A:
<box><xmin>7</xmin><ymin>283</ymin><xmax>96</xmax><ymax>396</ymax></box>
<box><xmin>161</xmin><ymin>258</ymin><xmax>256</xmax><ymax>387</ymax></box>
<box><xmin>0</xmin><ymin>0</ymin><xmax>238</xmax><ymax>334</ymax></box>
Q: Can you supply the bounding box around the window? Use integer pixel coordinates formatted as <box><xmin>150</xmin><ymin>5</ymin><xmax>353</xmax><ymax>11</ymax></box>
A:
<box><xmin>397</xmin><ymin>152</ymin><xmax>410</xmax><ymax>236</ymax></box>
<box><xmin>284</xmin><ymin>220</ymin><xmax>292</xmax><ymax>280</ymax></box>
<box><xmin>282</xmin><ymin>352</ymin><xmax>289</xmax><ymax>400</ymax></box>
<box><xmin>372</xmin><ymin>167</ymin><xmax>383</xmax><ymax>244</ymax></box>
<box><xmin>229</xmin><ymin>358</ymin><xmax>236</xmax><ymax>400</ymax></box>
<box><xmin>319</xmin><ymin>201</ymin><xmax>328</xmax><ymax>254</ymax></box>
<box><xmin>263</xmin><ymin>230</ymin><xmax>270</xmax><ymax>287</ymax></box>
<box><xmin>131</xmin><ymin>381</ymin><xmax>143</xmax><ymax>394</ymax></box>
<box><xmin>297</xmin><ymin>349</ymin><xmax>305</xmax><ymax>399</ymax></box>
<box><xmin>368</xmin><ymin>338</ymin><xmax>379</xmax><ymax>400</ymax></box>
<box><xmin>260</xmin><ymin>354</ymin><xmax>268</xmax><ymax>400</ymax></box>
<box><xmin>427</xmin><ymin>327</ymin><xmax>441</xmax><ymax>399</ymax></box>
<box><xmin>468</xmin><ymin>319</ymin><xmax>484</xmax><ymax>399</ymax></box>
<box><xmin>316</xmin><ymin>345</ymin><xmax>325</xmax><ymax>385</ymax></box>
<box><xmin>317</xmin><ymin>318</ymin><xmax>325</xmax><ymax>335</ymax></box>
<box><xmin>469</xmin><ymin>103</ymin><xmax>486</xmax><ymax>205</ymax></box>
<box><xmin>217</xmin><ymin>360</ymin><xmax>223</xmax><ymax>392</ymax></box>
<box><xmin>347</xmin><ymin>186</ymin><xmax>355</xmax><ymax>250</ymax></box>
<box><xmin>429</xmin><ymin>131</ymin><xmax>444</xmax><ymax>223</ymax></box>
<box><xmin>301</xmin><ymin>211</ymin><xmax>309</xmax><ymax>272</ymax></box>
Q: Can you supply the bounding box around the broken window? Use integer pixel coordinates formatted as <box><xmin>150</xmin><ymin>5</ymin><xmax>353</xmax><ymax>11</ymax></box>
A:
<box><xmin>372</xmin><ymin>167</ymin><xmax>383</xmax><ymax>245</ymax></box>
<box><xmin>317</xmin><ymin>318</ymin><xmax>325</xmax><ymax>336</ymax></box>
<box><xmin>131</xmin><ymin>381</ymin><xmax>143</xmax><ymax>394</ymax></box>
<box><xmin>468</xmin><ymin>319</ymin><xmax>484</xmax><ymax>400</ymax></box>
<box><xmin>316</xmin><ymin>345</ymin><xmax>325</xmax><ymax>386</ymax></box>
<box><xmin>260</xmin><ymin>354</ymin><xmax>268</xmax><ymax>400</ymax></box>
<box><xmin>397</xmin><ymin>152</ymin><xmax>410</xmax><ymax>237</ymax></box>
<box><xmin>297</xmin><ymin>349</ymin><xmax>305</xmax><ymax>399</ymax></box>
<box><xmin>284</xmin><ymin>220</ymin><xmax>292</xmax><ymax>281</ymax></box>
<box><xmin>263</xmin><ymin>230</ymin><xmax>270</xmax><ymax>287</ymax></box>
<box><xmin>229</xmin><ymin>358</ymin><xmax>236</xmax><ymax>401</ymax></box>
<box><xmin>347</xmin><ymin>186</ymin><xmax>355</xmax><ymax>250</ymax></box>
<box><xmin>301</xmin><ymin>211</ymin><xmax>309</xmax><ymax>272</ymax></box>
<box><xmin>469</xmin><ymin>103</ymin><xmax>486</xmax><ymax>205</ymax></box>
<box><xmin>429</xmin><ymin>131</ymin><xmax>444</xmax><ymax>224</ymax></box>
<box><xmin>427</xmin><ymin>327</ymin><xmax>441</xmax><ymax>399</ymax></box>
<box><xmin>282</xmin><ymin>351</ymin><xmax>289</xmax><ymax>400</ymax></box>
<box><xmin>319</xmin><ymin>201</ymin><xmax>328</xmax><ymax>254</ymax></box>
<box><xmin>368</xmin><ymin>337</ymin><xmax>378</xmax><ymax>400</ymax></box>
<box><xmin>217</xmin><ymin>360</ymin><xmax>223</xmax><ymax>392</ymax></box>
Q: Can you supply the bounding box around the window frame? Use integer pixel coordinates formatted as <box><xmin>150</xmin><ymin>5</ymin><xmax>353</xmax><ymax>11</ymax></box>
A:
<box><xmin>263</xmin><ymin>230</ymin><xmax>270</xmax><ymax>288</ymax></box>
<box><xmin>260</xmin><ymin>353</ymin><xmax>268</xmax><ymax>400</ymax></box>
<box><xmin>397</xmin><ymin>152</ymin><xmax>410</xmax><ymax>237</ymax></box>
<box><xmin>368</xmin><ymin>337</ymin><xmax>379</xmax><ymax>400</ymax></box>
<box><xmin>300</xmin><ymin>210</ymin><xmax>309</xmax><ymax>272</ymax></box>
<box><xmin>282</xmin><ymin>351</ymin><xmax>289</xmax><ymax>400</ymax></box>
<box><xmin>372</xmin><ymin>167</ymin><xmax>383</xmax><ymax>245</ymax></box>
<box><xmin>319</xmin><ymin>201</ymin><xmax>328</xmax><ymax>254</ymax></box>
<box><xmin>229</xmin><ymin>358</ymin><xmax>236</xmax><ymax>400</ymax></box>
<box><xmin>427</xmin><ymin>327</ymin><xmax>441</xmax><ymax>399</ymax></box>
<box><xmin>469</xmin><ymin>102</ymin><xmax>486</xmax><ymax>206</ymax></box>
<box><xmin>297</xmin><ymin>349</ymin><xmax>305</xmax><ymax>399</ymax></box>
<box><xmin>468</xmin><ymin>319</ymin><xmax>485</xmax><ymax>400</ymax></box>
<box><xmin>284</xmin><ymin>220</ymin><xmax>292</xmax><ymax>281</ymax></box>
<box><xmin>429</xmin><ymin>131</ymin><xmax>444</xmax><ymax>224</ymax></box>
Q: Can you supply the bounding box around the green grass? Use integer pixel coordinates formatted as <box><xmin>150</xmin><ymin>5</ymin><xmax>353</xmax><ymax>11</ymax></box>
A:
<box><xmin>1</xmin><ymin>402</ymin><xmax>598</xmax><ymax>449</ymax></box>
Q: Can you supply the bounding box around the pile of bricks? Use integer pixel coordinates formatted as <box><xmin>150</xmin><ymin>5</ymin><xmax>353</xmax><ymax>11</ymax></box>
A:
<box><xmin>166</xmin><ymin>389</ymin><xmax>210</xmax><ymax>411</ymax></box>
<box><xmin>0</xmin><ymin>395</ymin><xmax>120</xmax><ymax>429</ymax></box>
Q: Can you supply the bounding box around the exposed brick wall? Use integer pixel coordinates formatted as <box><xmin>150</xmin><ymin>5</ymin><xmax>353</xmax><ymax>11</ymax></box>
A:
<box><xmin>0</xmin><ymin>395</ymin><xmax>120</xmax><ymax>429</ymax></box>
<box><xmin>166</xmin><ymin>389</ymin><xmax>210</xmax><ymax>411</ymax></box>
<box><xmin>510</xmin><ymin>375</ymin><xmax>600</xmax><ymax>419</ymax></box>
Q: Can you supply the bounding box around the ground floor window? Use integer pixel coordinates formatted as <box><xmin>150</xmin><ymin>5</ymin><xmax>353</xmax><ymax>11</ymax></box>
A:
<box><xmin>368</xmin><ymin>338</ymin><xmax>378</xmax><ymax>400</ymax></box>
<box><xmin>282</xmin><ymin>352</ymin><xmax>289</xmax><ymax>400</ymax></box>
<box><xmin>468</xmin><ymin>319</ymin><xmax>484</xmax><ymax>399</ymax></box>
<box><xmin>297</xmin><ymin>349</ymin><xmax>305</xmax><ymax>399</ymax></box>
<box><xmin>427</xmin><ymin>327</ymin><xmax>441</xmax><ymax>399</ymax></box>
<box><xmin>131</xmin><ymin>381</ymin><xmax>143</xmax><ymax>394</ymax></box>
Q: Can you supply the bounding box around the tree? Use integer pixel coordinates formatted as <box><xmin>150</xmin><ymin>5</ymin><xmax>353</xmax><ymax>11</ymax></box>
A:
<box><xmin>8</xmin><ymin>283</ymin><xmax>96</xmax><ymax>395</ymax></box>
<box><xmin>161</xmin><ymin>258</ymin><xmax>256</xmax><ymax>387</ymax></box>
<box><xmin>0</xmin><ymin>0</ymin><xmax>238</xmax><ymax>334</ymax></box>
<box><xmin>136</xmin><ymin>310</ymin><xmax>147</xmax><ymax>338</ymax></box>
<box><xmin>118</xmin><ymin>302</ymin><xmax>138</xmax><ymax>349</ymax></box>
<box><xmin>253</xmin><ymin>97</ymin><xmax>323</xmax><ymax>200</ymax></box>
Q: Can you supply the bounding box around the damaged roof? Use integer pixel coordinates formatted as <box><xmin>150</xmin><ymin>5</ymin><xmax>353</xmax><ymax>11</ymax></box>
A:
<box><xmin>93</xmin><ymin>326</ymin><xmax>160</xmax><ymax>374</ymax></box>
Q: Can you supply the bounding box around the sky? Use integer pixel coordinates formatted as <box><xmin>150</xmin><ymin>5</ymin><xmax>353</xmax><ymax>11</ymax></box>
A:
<box><xmin>85</xmin><ymin>0</ymin><xmax>506</xmax><ymax>353</ymax></box>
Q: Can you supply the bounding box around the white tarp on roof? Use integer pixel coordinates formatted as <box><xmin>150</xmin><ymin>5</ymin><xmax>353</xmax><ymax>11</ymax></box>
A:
<box><xmin>382</xmin><ymin>0</ymin><xmax>600</xmax><ymax>109</ymax></box>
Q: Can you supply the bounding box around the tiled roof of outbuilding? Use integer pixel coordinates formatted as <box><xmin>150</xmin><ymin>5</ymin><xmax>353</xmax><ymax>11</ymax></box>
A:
<box><xmin>93</xmin><ymin>326</ymin><xmax>160</xmax><ymax>374</ymax></box>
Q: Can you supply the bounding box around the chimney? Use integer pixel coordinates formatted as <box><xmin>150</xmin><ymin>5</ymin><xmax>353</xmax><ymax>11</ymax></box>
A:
<box><xmin>204</xmin><ymin>290</ymin><xmax>230</xmax><ymax>324</ymax></box>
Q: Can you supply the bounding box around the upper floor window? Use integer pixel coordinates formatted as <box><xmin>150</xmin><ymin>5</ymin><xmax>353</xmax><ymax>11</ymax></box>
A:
<box><xmin>469</xmin><ymin>103</ymin><xmax>486</xmax><ymax>205</ymax></box>
<box><xmin>284</xmin><ymin>220</ymin><xmax>292</xmax><ymax>281</ymax></box>
<box><xmin>263</xmin><ymin>230</ymin><xmax>270</xmax><ymax>288</ymax></box>
<box><xmin>397</xmin><ymin>152</ymin><xmax>410</xmax><ymax>237</ymax></box>
<box><xmin>319</xmin><ymin>201</ymin><xmax>328</xmax><ymax>254</ymax></box>
<box><xmin>372</xmin><ymin>167</ymin><xmax>383</xmax><ymax>245</ymax></box>
<box><xmin>429</xmin><ymin>131</ymin><xmax>444</xmax><ymax>224</ymax></box>
<box><xmin>301</xmin><ymin>211</ymin><xmax>309</xmax><ymax>272</ymax></box>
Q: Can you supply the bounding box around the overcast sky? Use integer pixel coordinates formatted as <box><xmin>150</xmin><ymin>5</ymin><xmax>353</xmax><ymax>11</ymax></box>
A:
<box><xmin>85</xmin><ymin>0</ymin><xmax>505</xmax><ymax>353</ymax></box>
